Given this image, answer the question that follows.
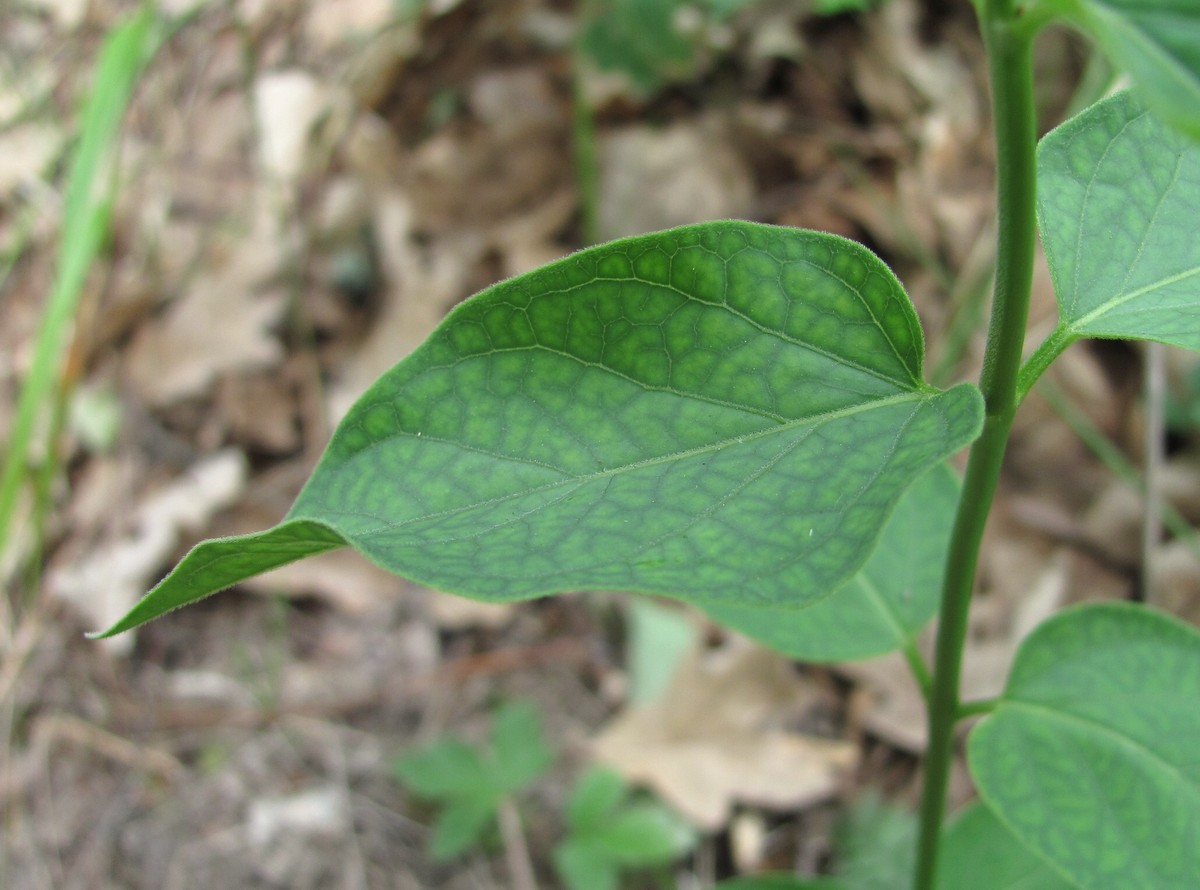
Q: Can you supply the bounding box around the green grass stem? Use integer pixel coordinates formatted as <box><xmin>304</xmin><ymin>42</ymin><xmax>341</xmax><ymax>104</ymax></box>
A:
<box><xmin>0</xmin><ymin>8</ymin><xmax>156</xmax><ymax>560</ymax></box>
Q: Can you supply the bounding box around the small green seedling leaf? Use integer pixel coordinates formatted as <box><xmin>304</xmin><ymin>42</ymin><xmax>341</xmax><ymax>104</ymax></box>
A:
<box><xmin>490</xmin><ymin>700</ymin><xmax>556</xmax><ymax>792</ymax></box>
<box><xmin>814</xmin><ymin>0</ymin><xmax>878</xmax><ymax>16</ymax></box>
<box><xmin>565</xmin><ymin>765</ymin><xmax>628</xmax><ymax>830</ymax></box>
<box><xmin>392</xmin><ymin>738</ymin><xmax>494</xmax><ymax>799</ymax></box>
<box><xmin>555</xmin><ymin>841</ymin><xmax>622</xmax><ymax>890</ymax></box>
<box><xmin>429</xmin><ymin>798</ymin><xmax>496</xmax><ymax>860</ymax></box>
<box><xmin>627</xmin><ymin>597</ymin><xmax>698</xmax><ymax>704</ymax></box>
<box><xmin>935</xmin><ymin>802</ymin><xmax>1075</xmax><ymax>890</ymax></box>
<box><xmin>703</xmin><ymin>461</ymin><xmax>958</xmax><ymax>661</ymax></box>
<box><xmin>1023</xmin><ymin>89</ymin><xmax>1200</xmax><ymax>393</ymax></box>
<box><xmin>95</xmin><ymin>221</ymin><xmax>982</xmax><ymax>637</ymax></box>
<box><xmin>834</xmin><ymin>793</ymin><xmax>917</xmax><ymax>890</ymax></box>
<box><xmin>554</xmin><ymin>766</ymin><xmax>695</xmax><ymax>890</ymax></box>
<box><xmin>1046</xmin><ymin>0</ymin><xmax>1200</xmax><ymax>140</ymax></box>
<box><xmin>579</xmin><ymin>0</ymin><xmax>697</xmax><ymax>94</ymax></box>
<box><xmin>393</xmin><ymin>701</ymin><xmax>552</xmax><ymax>861</ymax></box>
<box><xmin>968</xmin><ymin>602</ymin><xmax>1200</xmax><ymax>889</ymax></box>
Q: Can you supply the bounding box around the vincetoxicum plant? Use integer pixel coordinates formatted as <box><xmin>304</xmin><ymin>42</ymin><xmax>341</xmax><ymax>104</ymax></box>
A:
<box><xmin>94</xmin><ymin>1</ymin><xmax>1200</xmax><ymax>888</ymax></box>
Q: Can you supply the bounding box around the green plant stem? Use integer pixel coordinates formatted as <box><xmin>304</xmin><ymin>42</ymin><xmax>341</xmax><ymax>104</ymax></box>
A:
<box><xmin>572</xmin><ymin>53</ymin><xmax>600</xmax><ymax>246</ymax></box>
<box><xmin>901</xmin><ymin>638</ymin><xmax>933</xmax><ymax>702</ymax></box>
<box><xmin>912</xmin><ymin>5</ymin><xmax>1038</xmax><ymax>888</ymax></box>
<box><xmin>1016</xmin><ymin>325</ymin><xmax>1071</xmax><ymax>402</ymax></box>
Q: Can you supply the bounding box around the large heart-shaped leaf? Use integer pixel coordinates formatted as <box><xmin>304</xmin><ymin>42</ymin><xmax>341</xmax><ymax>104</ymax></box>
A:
<box><xmin>1023</xmin><ymin>89</ymin><xmax>1200</xmax><ymax>392</ymax></box>
<box><xmin>936</xmin><ymin>803</ymin><xmax>1075</xmax><ymax>890</ymax></box>
<box><xmin>1044</xmin><ymin>0</ymin><xmax>1200</xmax><ymax>140</ymax></box>
<box><xmin>703</xmin><ymin>462</ymin><xmax>958</xmax><ymax>662</ymax></box>
<box><xmin>968</xmin><ymin>602</ymin><xmax>1200</xmax><ymax>889</ymax></box>
<box><xmin>94</xmin><ymin>222</ymin><xmax>981</xmax><ymax>637</ymax></box>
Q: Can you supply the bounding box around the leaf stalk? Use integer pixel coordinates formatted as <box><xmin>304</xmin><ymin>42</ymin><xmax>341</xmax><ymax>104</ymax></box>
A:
<box><xmin>911</xmin><ymin>6</ymin><xmax>1038</xmax><ymax>888</ymax></box>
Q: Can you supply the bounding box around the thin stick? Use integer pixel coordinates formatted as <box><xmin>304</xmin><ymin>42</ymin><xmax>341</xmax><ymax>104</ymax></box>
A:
<box><xmin>497</xmin><ymin>796</ymin><xmax>539</xmax><ymax>890</ymax></box>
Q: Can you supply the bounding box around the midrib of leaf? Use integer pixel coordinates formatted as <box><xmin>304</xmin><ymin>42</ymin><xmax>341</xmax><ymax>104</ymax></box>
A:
<box><xmin>1069</xmin><ymin>265</ymin><xmax>1200</xmax><ymax>330</ymax></box>
<box><xmin>1061</xmin><ymin>105</ymin><xmax>1139</xmax><ymax>321</ymax></box>
<box><xmin>296</xmin><ymin>389</ymin><xmax>931</xmax><ymax>534</ymax></box>
<box><xmin>474</xmin><ymin>344</ymin><xmax>795</xmax><ymax>423</ymax></box>
<box><xmin>1060</xmin><ymin>110</ymin><xmax>1194</xmax><ymax>332</ymax></box>
<box><xmin>854</xmin><ymin>571</ymin><xmax>910</xmax><ymax>650</ymax></box>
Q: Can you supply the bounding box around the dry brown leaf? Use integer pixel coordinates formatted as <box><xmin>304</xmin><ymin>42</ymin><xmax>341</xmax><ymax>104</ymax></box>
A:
<box><xmin>304</xmin><ymin>0</ymin><xmax>394</xmax><ymax>50</ymax></box>
<box><xmin>253</xmin><ymin>70</ymin><xmax>330</xmax><ymax>186</ymax></box>
<box><xmin>0</xmin><ymin>122</ymin><xmax>61</xmax><ymax>197</ymax></box>
<box><xmin>851</xmin><ymin>0</ymin><xmax>989</xmax><ymax>267</ymax></box>
<box><xmin>424</xmin><ymin>592</ymin><xmax>514</xmax><ymax>631</ymax></box>
<box><xmin>844</xmin><ymin>548</ymin><xmax>1065</xmax><ymax>753</ymax></box>
<box><xmin>125</xmin><ymin>215</ymin><xmax>287</xmax><ymax>407</ymax></box>
<box><xmin>217</xmin><ymin>371</ymin><xmax>300</xmax><ymax>454</ymax></box>
<box><xmin>326</xmin><ymin>190</ymin><xmax>481</xmax><ymax>421</ymax></box>
<box><xmin>23</xmin><ymin>0</ymin><xmax>88</xmax><ymax>29</ymax></box>
<box><xmin>48</xmin><ymin>449</ymin><xmax>248</xmax><ymax>651</ymax></box>
<box><xmin>1154</xmin><ymin>541</ymin><xmax>1200</xmax><ymax>625</ymax></box>
<box><xmin>593</xmin><ymin>641</ymin><xmax>857</xmax><ymax>830</ymax></box>
<box><xmin>468</xmin><ymin>67</ymin><xmax>562</xmax><ymax>139</ymax></box>
<box><xmin>241</xmin><ymin>549</ymin><xmax>406</xmax><ymax>614</ymax></box>
<box><xmin>837</xmin><ymin>652</ymin><xmax>926</xmax><ymax>754</ymax></box>
<box><xmin>597</xmin><ymin>119</ymin><xmax>755</xmax><ymax>242</ymax></box>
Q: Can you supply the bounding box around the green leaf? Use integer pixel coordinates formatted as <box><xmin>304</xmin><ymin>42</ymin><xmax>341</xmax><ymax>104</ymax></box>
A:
<box><xmin>834</xmin><ymin>793</ymin><xmax>917</xmax><ymax>890</ymax></box>
<box><xmin>565</xmin><ymin>767</ymin><xmax>628</xmax><ymax>832</ymax></box>
<box><xmin>580</xmin><ymin>0</ymin><xmax>697</xmax><ymax>94</ymax></box>
<box><xmin>556</xmin><ymin>767</ymin><xmax>695</xmax><ymax>889</ymax></box>
<box><xmin>394</xmin><ymin>703</ymin><xmax>550</xmax><ymax>862</ymax></box>
<box><xmin>1048</xmin><ymin>0</ymin><xmax>1200</xmax><ymax>140</ymax></box>
<box><xmin>392</xmin><ymin>739</ymin><xmax>495</xmax><ymax>801</ymax></box>
<box><xmin>1033</xmin><ymin>90</ymin><xmax>1200</xmax><ymax>361</ymax></box>
<box><xmin>627</xmin><ymin>597</ymin><xmax>698</xmax><ymax>704</ymax></box>
<box><xmin>490</xmin><ymin>701</ymin><xmax>553</xmax><ymax>792</ymax></box>
<box><xmin>88</xmin><ymin>521</ymin><xmax>347</xmax><ymax>637</ymax></box>
<box><xmin>703</xmin><ymin>462</ymin><xmax>957</xmax><ymax>661</ymax></box>
<box><xmin>936</xmin><ymin>803</ymin><xmax>1076</xmax><ymax>890</ymax></box>
<box><xmin>967</xmin><ymin>602</ymin><xmax>1200</xmax><ymax>889</ymax></box>
<box><xmin>555</xmin><ymin>840</ymin><xmax>621</xmax><ymax>890</ymax></box>
<box><xmin>814</xmin><ymin>0</ymin><xmax>877</xmax><ymax>16</ymax></box>
<box><xmin>95</xmin><ymin>221</ymin><xmax>982</xmax><ymax>637</ymax></box>
<box><xmin>429</xmin><ymin>798</ymin><xmax>496</xmax><ymax>861</ymax></box>
<box><xmin>588</xmin><ymin>801</ymin><xmax>694</xmax><ymax>865</ymax></box>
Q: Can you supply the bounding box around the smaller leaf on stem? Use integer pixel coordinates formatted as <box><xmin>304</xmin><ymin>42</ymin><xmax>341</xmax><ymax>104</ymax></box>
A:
<box><xmin>1050</xmin><ymin>0</ymin><xmax>1200</xmax><ymax>140</ymax></box>
<box><xmin>1021</xmin><ymin>89</ymin><xmax>1200</xmax><ymax>396</ymax></box>
<box><xmin>968</xmin><ymin>602</ymin><xmax>1200</xmax><ymax>889</ymax></box>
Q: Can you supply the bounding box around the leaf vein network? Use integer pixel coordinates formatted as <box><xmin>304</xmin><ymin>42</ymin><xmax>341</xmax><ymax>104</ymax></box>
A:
<box><xmin>309</xmin><ymin>391</ymin><xmax>927</xmax><ymax>537</ymax></box>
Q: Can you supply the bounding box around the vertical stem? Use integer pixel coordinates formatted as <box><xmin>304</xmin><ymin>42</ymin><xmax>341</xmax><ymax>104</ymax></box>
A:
<box><xmin>572</xmin><ymin>53</ymin><xmax>600</xmax><ymax>247</ymax></box>
<box><xmin>912</xmin><ymin>5</ymin><xmax>1037</xmax><ymax>888</ymax></box>
<box><xmin>1141</xmin><ymin>342</ymin><xmax>1165</xmax><ymax>605</ymax></box>
<box><xmin>498</xmin><ymin>797</ymin><xmax>540</xmax><ymax>890</ymax></box>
